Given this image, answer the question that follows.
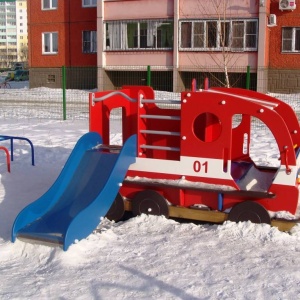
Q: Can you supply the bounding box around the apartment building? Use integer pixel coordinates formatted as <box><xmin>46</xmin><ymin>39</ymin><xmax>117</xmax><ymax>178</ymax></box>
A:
<box><xmin>27</xmin><ymin>0</ymin><xmax>300</xmax><ymax>92</ymax></box>
<box><xmin>0</xmin><ymin>0</ymin><xmax>27</xmax><ymax>68</ymax></box>
<box><xmin>16</xmin><ymin>0</ymin><xmax>27</xmax><ymax>64</ymax></box>
<box><xmin>98</xmin><ymin>0</ymin><xmax>268</xmax><ymax>92</ymax></box>
<box><xmin>28</xmin><ymin>0</ymin><xmax>97</xmax><ymax>88</ymax></box>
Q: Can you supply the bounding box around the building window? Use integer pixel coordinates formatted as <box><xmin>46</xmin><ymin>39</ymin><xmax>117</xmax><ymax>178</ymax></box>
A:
<box><xmin>82</xmin><ymin>31</ymin><xmax>97</xmax><ymax>53</ymax></box>
<box><xmin>282</xmin><ymin>27</ymin><xmax>300</xmax><ymax>52</ymax></box>
<box><xmin>47</xmin><ymin>74</ymin><xmax>56</xmax><ymax>83</ymax></box>
<box><xmin>42</xmin><ymin>0</ymin><xmax>58</xmax><ymax>10</ymax></box>
<box><xmin>105</xmin><ymin>19</ymin><xmax>173</xmax><ymax>50</ymax></box>
<box><xmin>179</xmin><ymin>19</ymin><xmax>258</xmax><ymax>51</ymax></box>
<box><xmin>82</xmin><ymin>0</ymin><xmax>96</xmax><ymax>7</ymax></box>
<box><xmin>42</xmin><ymin>32</ymin><xmax>58</xmax><ymax>54</ymax></box>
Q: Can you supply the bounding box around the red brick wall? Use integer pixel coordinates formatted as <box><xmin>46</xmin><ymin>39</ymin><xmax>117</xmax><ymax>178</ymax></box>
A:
<box><xmin>269</xmin><ymin>2</ymin><xmax>300</xmax><ymax>68</ymax></box>
<box><xmin>28</xmin><ymin>0</ymin><xmax>96</xmax><ymax>68</ymax></box>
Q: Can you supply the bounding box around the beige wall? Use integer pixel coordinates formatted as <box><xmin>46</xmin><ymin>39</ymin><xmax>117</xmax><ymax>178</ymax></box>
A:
<box><xmin>179</xmin><ymin>0</ymin><xmax>258</xmax><ymax>18</ymax></box>
<box><xmin>105</xmin><ymin>52</ymin><xmax>173</xmax><ymax>67</ymax></box>
<box><xmin>104</xmin><ymin>0</ymin><xmax>174</xmax><ymax>20</ymax></box>
<box><xmin>179</xmin><ymin>53</ymin><xmax>258</xmax><ymax>69</ymax></box>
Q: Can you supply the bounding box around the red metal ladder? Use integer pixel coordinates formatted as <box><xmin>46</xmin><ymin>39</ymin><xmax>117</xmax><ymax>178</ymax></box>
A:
<box><xmin>137</xmin><ymin>93</ymin><xmax>181</xmax><ymax>158</ymax></box>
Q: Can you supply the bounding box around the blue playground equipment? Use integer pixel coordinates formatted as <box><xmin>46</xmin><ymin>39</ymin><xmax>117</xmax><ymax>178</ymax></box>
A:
<box><xmin>0</xmin><ymin>135</ymin><xmax>35</xmax><ymax>166</ymax></box>
<box><xmin>12</xmin><ymin>132</ymin><xmax>136</xmax><ymax>251</ymax></box>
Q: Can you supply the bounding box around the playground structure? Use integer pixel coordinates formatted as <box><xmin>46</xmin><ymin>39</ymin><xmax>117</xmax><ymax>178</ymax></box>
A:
<box><xmin>0</xmin><ymin>135</ymin><xmax>35</xmax><ymax>169</ymax></box>
<box><xmin>0</xmin><ymin>146</ymin><xmax>10</xmax><ymax>172</ymax></box>
<box><xmin>12</xmin><ymin>83</ymin><xmax>300</xmax><ymax>250</ymax></box>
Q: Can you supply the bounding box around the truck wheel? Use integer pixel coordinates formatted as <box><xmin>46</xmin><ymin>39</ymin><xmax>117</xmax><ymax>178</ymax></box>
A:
<box><xmin>228</xmin><ymin>201</ymin><xmax>271</xmax><ymax>224</ymax></box>
<box><xmin>132</xmin><ymin>190</ymin><xmax>169</xmax><ymax>218</ymax></box>
<box><xmin>105</xmin><ymin>193</ymin><xmax>125</xmax><ymax>222</ymax></box>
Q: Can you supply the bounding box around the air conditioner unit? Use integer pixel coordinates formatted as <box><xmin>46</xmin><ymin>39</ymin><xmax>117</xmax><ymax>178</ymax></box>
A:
<box><xmin>279</xmin><ymin>0</ymin><xmax>296</xmax><ymax>11</ymax></box>
<box><xmin>268</xmin><ymin>14</ymin><xmax>277</xmax><ymax>27</ymax></box>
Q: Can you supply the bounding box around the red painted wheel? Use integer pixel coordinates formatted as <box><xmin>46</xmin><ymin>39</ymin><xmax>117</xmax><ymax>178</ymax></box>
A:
<box><xmin>132</xmin><ymin>190</ymin><xmax>169</xmax><ymax>218</ymax></box>
<box><xmin>228</xmin><ymin>201</ymin><xmax>271</xmax><ymax>224</ymax></box>
<box><xmin>105</xmin><ymin>193</ymin><xmax>125</xmax><ymax>222</ymax></box>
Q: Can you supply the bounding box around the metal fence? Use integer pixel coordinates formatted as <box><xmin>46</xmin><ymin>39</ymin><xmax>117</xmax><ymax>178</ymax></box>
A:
<box><xmin>28</xmin><ymin>65</ymin><xmax>258</xmax><ymax>92</ymax></box>
<box><xmin>0</xmin><ymin>66</ymin><xmax>299</xmax><ymax>123</ymax></box>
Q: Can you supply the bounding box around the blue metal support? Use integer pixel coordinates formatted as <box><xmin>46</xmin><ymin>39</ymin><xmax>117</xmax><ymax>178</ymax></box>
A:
<box><xmin>218</xmin><ymin>193</ymin><xmax>223</xmax><ymax>211</ymax></box>
<box><xmin>0</xmin><ymin>135</ymin><xmax>35</xmax><ymax>166</ymax></box>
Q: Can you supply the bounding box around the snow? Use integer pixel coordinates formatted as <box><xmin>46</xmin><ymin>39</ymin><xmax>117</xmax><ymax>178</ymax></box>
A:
<box><xmin>1</xmin><ymin>84</ymin><xmax>300</xmax><ymax>299</ymax></box>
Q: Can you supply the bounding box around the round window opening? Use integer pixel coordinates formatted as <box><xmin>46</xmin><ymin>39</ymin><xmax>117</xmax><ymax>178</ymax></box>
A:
<box><xmin>193</xmin><ymin>112</ymin><xmax>222</xmax><ymax>142</ymax></box>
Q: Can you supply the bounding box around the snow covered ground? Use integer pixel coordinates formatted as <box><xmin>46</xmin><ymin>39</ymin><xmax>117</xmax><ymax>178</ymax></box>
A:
<box><xmin>0</xmin><ymin>86</ymin><xmax>300</xmax><ymax>299</ymax></box>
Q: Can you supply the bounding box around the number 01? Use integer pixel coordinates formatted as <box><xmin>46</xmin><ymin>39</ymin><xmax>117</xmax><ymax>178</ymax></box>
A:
<box><xmin>193</xmin><ymin>161</ymin><xmax>208</xmax><ymax>173</ymax></box>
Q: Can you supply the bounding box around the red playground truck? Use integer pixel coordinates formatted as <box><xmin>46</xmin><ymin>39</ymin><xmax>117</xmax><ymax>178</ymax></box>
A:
<box><xmin>12</xmin><ymin>84</ymin><xmax>300</xmax><ymax>250</ymax></box>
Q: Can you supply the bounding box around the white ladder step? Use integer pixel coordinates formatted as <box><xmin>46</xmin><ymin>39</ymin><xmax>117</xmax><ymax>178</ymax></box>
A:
<box><xmin>140</xmin><ymin>145</ymin><xmax>180</xmax><ymax>152</ymax></box>
<box><xmin>140</xmin><ymin>114</ymin><xmax>181</xmax><ymax>121</ymax></box>
<box><xmin>141</xmin><ymin>99</ymin><xmax>181</xmax><ymax>105</ymax></box>
<box><xmin>140</xmin><ymin>130</ymin><xmax>180</xmax><ymax>136</ymax></box>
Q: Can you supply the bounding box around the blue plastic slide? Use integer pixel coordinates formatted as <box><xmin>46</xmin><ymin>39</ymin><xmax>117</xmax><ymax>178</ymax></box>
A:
<box><xmin>11</xmin><ymin>132</ymin><xmax>136</xmax><ymax>250</ymax></box>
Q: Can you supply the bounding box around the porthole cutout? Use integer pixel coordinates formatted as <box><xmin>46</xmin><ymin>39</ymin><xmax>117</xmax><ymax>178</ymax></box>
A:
<box><xmin>193</xmin><ymin>112</ymin><xmax>222</xmax><ymax>142</ymax></box>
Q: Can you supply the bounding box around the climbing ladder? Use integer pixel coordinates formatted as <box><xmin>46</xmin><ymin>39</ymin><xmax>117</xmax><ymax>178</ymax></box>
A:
<box><xmin>137</xmin><ymin>94</ymin><xmax>182</xmax><ymax>160</ymax></box>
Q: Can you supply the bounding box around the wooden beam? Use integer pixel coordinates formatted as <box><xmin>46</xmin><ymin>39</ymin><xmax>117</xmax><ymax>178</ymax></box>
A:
<box><xmin>124</xmin><ymin>200</ymin><xmax>299</xmax><ymax>232</ymax></box>
<box><xmin>168</xmin><ymin>206</ymin><xmax>227</xmax><ymax>223</ymax></box>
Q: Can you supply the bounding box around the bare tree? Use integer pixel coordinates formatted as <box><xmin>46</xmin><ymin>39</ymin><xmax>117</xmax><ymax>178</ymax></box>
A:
<box><xmin>180</xmin><ymin>0</ymin><xmax>254</xmax><ymax>88</ymax></box>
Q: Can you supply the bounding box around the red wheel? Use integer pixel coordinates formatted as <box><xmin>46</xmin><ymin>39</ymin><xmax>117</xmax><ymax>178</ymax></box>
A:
<box><xmin>105</xmin><ymin>193</ymin><xmax>125</xmax><ymax>222</ymax></box>
<box><xmin>132</xmin><ymin>190</ymin><xmax>169</xmax><ymax>218</ymax></box>
<box><xmin>228</xmin><ymin>201</ymin><xmax>271</xmax><ymax>224</ymax></box>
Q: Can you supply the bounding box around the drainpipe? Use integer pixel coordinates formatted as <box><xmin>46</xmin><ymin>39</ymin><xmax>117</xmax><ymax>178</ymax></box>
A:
<box><xmin>257</xmin><ymin>0</ymin><xmax>269</xmax><ymax>93</ymax></box>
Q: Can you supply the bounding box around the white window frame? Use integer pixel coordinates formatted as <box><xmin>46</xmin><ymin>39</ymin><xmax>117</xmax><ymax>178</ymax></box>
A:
<box><xmin>282</xmin><ymin>27</ymin><xmax>300</xmax><ymax>53</ymax></box>
<box><xmin>105</xmin><ymin>19</ymin><xmax>173</xmax><ymax>51</ymax></box>
<box><xmin>42</xmin><ymin>32</ymin><xmax>58</xmax><ymax>54</ymax></box>
<box><xmin>179</xmin><ymin>19</ymin><xmax>258</xmax><ymax>52</ymax></box>
<box><xmin>82</xmin><ymin>30</ymin><xmax>97</xmax><ymax>53</ymax></box>
<box><xmin>82</xmin><ymin>0</ymin><xmax>97</xmax><ymax>8</ymax></box>
<box><xmin>42</xmin><ymin>0</ymin><xmax>58</xmax><ymax>10</ymax></box>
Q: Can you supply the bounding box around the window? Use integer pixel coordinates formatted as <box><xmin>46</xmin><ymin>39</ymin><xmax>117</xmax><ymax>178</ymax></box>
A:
<box><xmin>83</xmin><ymin>31</ymin><xmax>97</xmax><ymax>53</ymax></box>
<box><xmin>82</xmin><ymin>0</ymin><xmax>96</xmax><ymax>7</ymax></box>
<box><xmin>282</xmin><ymin>27</ymin><xmax>300</xmax><ymax>53</ymax></box>
<box><xmin>105</xmin><ymin>20</ymin><xmax>173</xmax><ymax>50</ymax></box>
<box><xmin>42</xmin><ymin>32</ymin><xmax>58</xmax><ymax>54</ymax></box>
<box><xmin>179</xmin><ymin>19</ymin><xmax>258</xmax><ymax>51</ymax></box>
<box><xmin>47</xmin><ymin>74</ymin><xmax>56</xmax><ymax>83</ymax></box>
<box><xmin>42</xmin><ymin>0</ymin><xmax>58</xmax><ymax>10</ymax></box>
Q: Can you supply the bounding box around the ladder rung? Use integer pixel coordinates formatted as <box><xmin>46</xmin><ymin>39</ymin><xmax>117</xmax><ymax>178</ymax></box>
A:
<box><xmin>140</xmin><ymin>130</ymin><xmax>180</xmax><ymax>136</ymax></box>
<box><xmin>140</xmin><ymin>145</ymin><xmax>180</xmax><ymax>152</ymax></box>
<box><xmin>140</xmin><ymin>115</ymin><xmax>181</xmax><ymax>121</ymax></box>
<box><xmin>141</xmin><ymin>99</ymin><xmax>181</xmax><ymax>105</ymax></box>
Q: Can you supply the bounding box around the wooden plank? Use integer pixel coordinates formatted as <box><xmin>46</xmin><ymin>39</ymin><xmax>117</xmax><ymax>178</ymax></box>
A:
<box><xmin>124</xmin><ymin>200</ymin><xmax>299</xmax><ymax>232</ymax></box>
<box><xmin>168</xmin><ymin>206</ymin><xmax>227</xmax><ymax>223</ymax></box>
<box><xmin>271</xmin><ymin>219</ymin><xmax>299</xmax><ymax>232</ymax></box>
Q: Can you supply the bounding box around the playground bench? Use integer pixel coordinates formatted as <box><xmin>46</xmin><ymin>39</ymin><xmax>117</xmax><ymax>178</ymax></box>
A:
<box><xmin>0</xmin><ymin>135</ymin><xmax>35</xmax><ymax>166</ymax></box>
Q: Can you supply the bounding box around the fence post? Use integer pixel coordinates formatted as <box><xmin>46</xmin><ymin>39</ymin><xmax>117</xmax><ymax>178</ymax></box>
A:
<box><xmin>147</xmin><ymin>65</ymin><xmax>151</xmax><ymax>86</ymax></box>
<box><xmin>62</xmin><ymin>66</ymin><xmax>67</xmax><ymax>120</ymax></box>
<box><xmin>246</xmin><ymin>65</ymin><xmax>250</xmax><ymax>90</ymax></box>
